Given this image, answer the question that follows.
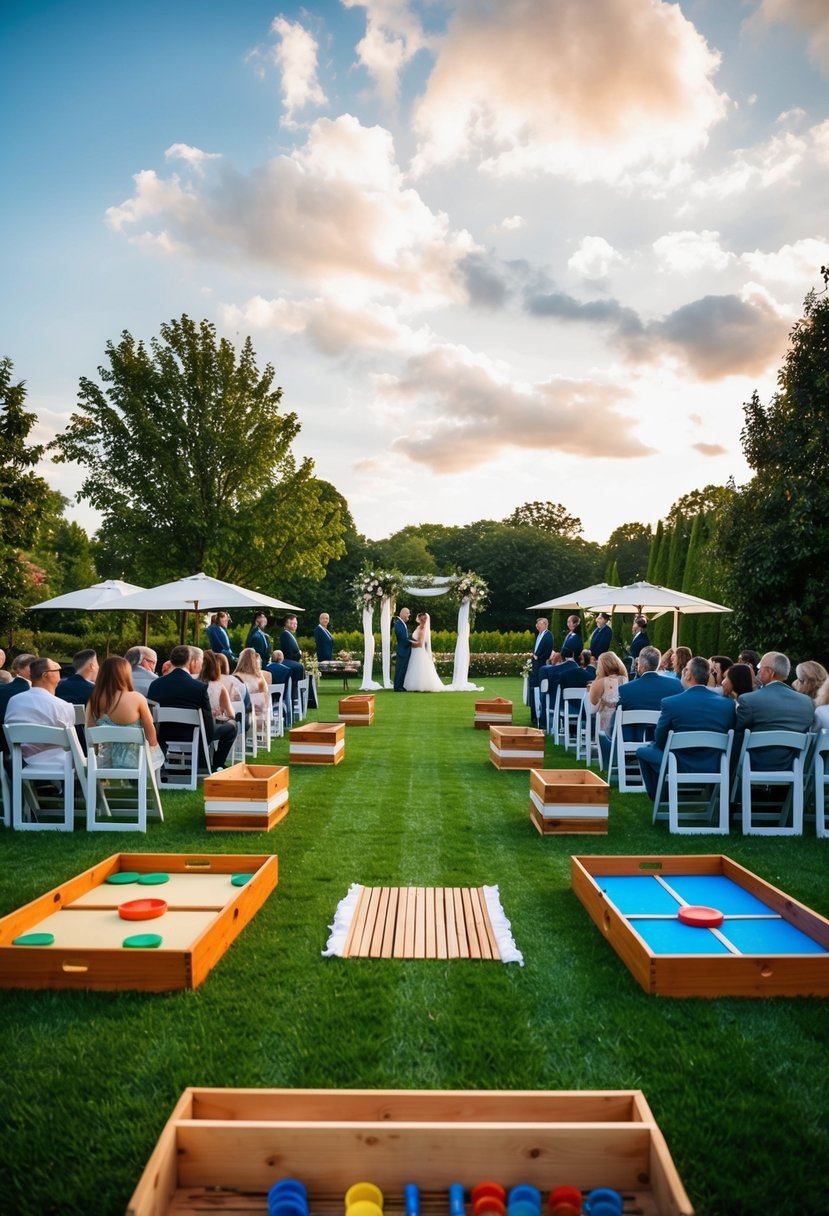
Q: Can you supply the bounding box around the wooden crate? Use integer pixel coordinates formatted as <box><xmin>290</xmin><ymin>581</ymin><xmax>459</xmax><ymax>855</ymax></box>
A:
<box><xmin>0</xmin><ymin>852</ymin><xmax>277</xmax><ymax>992</ymax></box>
<box><xmin>289</xmin><ymin>721</ymin><xmax>346</xmax><ymax>765</ymax></box>
<box><xmin>338</xmin><ymin>694</ymin><xmax>375</xmax><ymax>726</ymax></box>
<box><xmin>489</xmin><ymin>725</ymin><xmax>545</xmax><ymax>770</ymax></box>
<box><xmin>572</xmin><ymin>854</ymin><xmax>829</xmax><ymax>998</ymax></box>
<box><xmin>530</xmin><ymin>769</ymin><xmax>609</xmax><ymax>835</ymax></box>
<box><xmin>203</xmin><ymin>763</ymin><xmax>289</xmax><ymax>831</ymax></box>
<box><xmin>127</xmin><ymin>1087</ymin><xmax>694</xmax><ymax>1216</ymax></box>
<box><xmin>474</xmin><ymin>697</ymin><xmax>513</xmax><ymax>729</ymax></box>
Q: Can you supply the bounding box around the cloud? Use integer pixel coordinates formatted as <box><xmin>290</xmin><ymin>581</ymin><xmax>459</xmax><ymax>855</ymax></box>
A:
<box><xmin>106</xmin><ymin>117</ymin><xmax>476</xmax><ymax>304</ymax></box>
<box><xmin>270</xmin><ymin>15</ymin><xmax>327</xmax><ymax>124</ymax></box>
<box><xmin>499</xmin><ymin>215</ymin><xmax>524</xmax><ymax>231</ymax></box>
<box><xmin>343</xmin><ymin>0</ymin><xmax>430</xmax><ymax>108</ymax></box>
<box><xmin>641</xmin><ymin>290</ymin><xmax>790</xmax><ymax>379</ymax></box>
<box><xmin>411</xmin><ymin>0</ymin><xmax>728</xmax><ymax>181</ymax></box>
<box><xmin>692</xmin><ymin>441</ymin><xmax>728</xmax><ymax>457</ymax></box>
<box><xmin>752</xmin><ymin>0</ymin><xmax>829</xmax><ymax>71</ymax></box>
<box><xmin>373</xmin><ymin>343</ymin><xmax>654</xmax><ymax>473</ymax></box>
<box><xmin>220</xmin><ymin>294</ymin><xmax>426</xmax><ymax>356</ymax></box>
<box><xmin>568</xmin><ymin>236</ymin><xmax>624</xmax><ymax>280</ymax></box>
<box><xmin>652</xmin><ymin>229</ymin><xmax>734</xmax><ymax>274</ymax></box>
<box><xmin>741</xmin><ymin>237</ymin><xmax>829</xmax><ymax>289</ymax></box>
<box><xmin>690</xmin><ymin>116</ymin><xmax>829</xmax><ymax>200</ymax></box>
<box><xmin>165</xmin><ymin>143</ymin><xmax>221</xmax><ymax>173</ymax></box>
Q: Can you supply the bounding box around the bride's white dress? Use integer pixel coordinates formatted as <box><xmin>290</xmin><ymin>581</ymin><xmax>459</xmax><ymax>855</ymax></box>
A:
<box><xmin>404</xmin><ymin>624</ymin><xmax>447</xmax><ymax>692</ymax></box>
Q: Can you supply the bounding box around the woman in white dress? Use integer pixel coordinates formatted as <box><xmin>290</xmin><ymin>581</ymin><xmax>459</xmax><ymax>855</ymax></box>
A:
<box><xmin>404</xmin><ymin>612</ymin><xmax>447</xmax><ymax>692</ymax></box>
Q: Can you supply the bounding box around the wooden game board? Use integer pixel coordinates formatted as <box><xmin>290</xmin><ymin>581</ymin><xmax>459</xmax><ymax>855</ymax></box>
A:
<box><xmin>343</xmin><ymin>886</ymin><xmax>501</xmax><ymax>960</ymax></box>
<box><xmin>0</xmin><ymin>852</ymin><xmax>277</xmax><ymax>991</ymax></box>
<box><xmin>572</xmin><ymin>854</ymin><xmax>829</xmax><ymax>997</ymax></box>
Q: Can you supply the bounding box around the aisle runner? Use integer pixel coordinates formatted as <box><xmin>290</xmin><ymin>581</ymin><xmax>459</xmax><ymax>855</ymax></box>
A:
<box><xmin>322</xmin><ymin>884</ymin><xmax>523</xmax><ymax>964</ymax></box>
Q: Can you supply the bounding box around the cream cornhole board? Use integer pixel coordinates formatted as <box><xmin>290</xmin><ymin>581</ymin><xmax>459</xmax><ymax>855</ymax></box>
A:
<box><xmin>474</xmin><ymin>697</ymin><xmax>512</xmax><ymax>729</ymax></box>
<box><xmin>489</xmin><ymin>725</ymin><xmax>545</xmax><ymax>769</ymax></box>
<box><xmin>127</xmin><ymin>1088</ymin><xmax>694</xmax><ymax>1216</ymax></box>
<box><xmin>338</xmin><ymin>694</ymin><xmax>375</xmax><ymax>726</ymax></box>
<box><xmin>289</xmin><ymin>721</ymin><xmax>345</xmax><ymax>765</ymax></box>
<box><xmin>0</xmin><ymin>852</ymin><xmax>277</xmax><ymax>992</ymax></box>
<box><xmin>530</xmin><ymin>768</ymin><xmax>609</xmax><ymax>835</ymax></box>
<box><xmin>203</xmin><ymin>762</ymin><xmax>289</xmax><ymax>831</ymax></box>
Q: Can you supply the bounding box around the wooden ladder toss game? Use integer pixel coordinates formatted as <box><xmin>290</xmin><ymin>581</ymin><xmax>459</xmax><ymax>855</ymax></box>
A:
<box><xmin>342</xmin><ymin>887</ymin><xmax>501</xmax><ymax>960</ymax></box>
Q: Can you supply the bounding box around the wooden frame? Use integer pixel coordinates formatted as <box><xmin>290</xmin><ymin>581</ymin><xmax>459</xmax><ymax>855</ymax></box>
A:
<box><xmin>571</xmin><ymin>854</ymin><xmax>829</xmax><ymax>997</ymax></box>
<box><xmin>489</xmin><ymin>725</ymin><xmax>545</xmax><ymax>770</ymax></box>
<box><xmin>289</xmin><ymin>722</ymin><xmax>346</xmax><ymax>765</ymax></box>
<box><xmin>127</xmin><ymin>1087</ymin><xmax>693</xmax><ymax>1216</ymax></box>
<box><xmin>530</xmin><ymin>769</ymin><xmax>609</xmax><ymax>835</ymax></box>
<box><xmin>0</xmin><ymin>852</ymin><xmax>277</xmax><ymax>992</ymax></box>
<box><xmin>474</xmin><ymin>697</ymin><xmax>513</xmax><ymax>729</ymax></box>
<box><xmin>338</xmin><ymin>694</ymin><xmax>375</xmax><ymax>726</ymax></box>
<box><xmin>203</xmin><ymin>763</ymin><xmax>289</xmax><ymax>831</ymax></box>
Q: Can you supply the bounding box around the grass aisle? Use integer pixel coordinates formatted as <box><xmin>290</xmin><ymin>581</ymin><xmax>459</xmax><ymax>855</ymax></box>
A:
<box><xmin>1</xmin><ymin>678</ymin><xmax>828</xmax><ymax>1215</ymax></box>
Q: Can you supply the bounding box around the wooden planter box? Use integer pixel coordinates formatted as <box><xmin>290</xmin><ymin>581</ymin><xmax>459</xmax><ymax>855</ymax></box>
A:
<box><xmin>338</xmin><ymin>694</ymin><xmax>375</xmax><ymax>726</ymax></box>
<box><xmin>289</xmin><ymin>721</ymin><xmax>345</xmax><ymax>765</ymax></box>
<box><xmin>0</xmin><ymin>852</ymin><xmax>277</xmax><ymax>992</ymax></box>
<box><xmin>127</xmin><ymin>1087</ymin><xmax>693</xmax><ymax>1216</ymax></box>
<box><xmin>572</xmin><ymin>854</ymin><xmax>829</xmax><ymax>998</ymax></box>
<box><xmin>530</xmin><ymin>769</ymin><xmax>609</xmax><ymax>835</ymax></box>
<box><xmin>489</xmin><ymin>725</ymin><xmax>545</xmax><ymax>770</ymax></box>
<box><xmin>474</xmin><ymin>697</ymin><xmax>512</xmax><ymax>729</ymax></box>
<box><xmin>203</xmin><ymin>763</ymin><xmax>289</xmax><ymax>831</ymax></box>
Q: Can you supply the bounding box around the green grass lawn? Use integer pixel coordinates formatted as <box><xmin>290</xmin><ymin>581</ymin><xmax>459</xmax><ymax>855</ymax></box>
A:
<box><xmin>1</xmin><ymin>678</ymin><xmax>828</xmax><ymax>1215</ymax></box>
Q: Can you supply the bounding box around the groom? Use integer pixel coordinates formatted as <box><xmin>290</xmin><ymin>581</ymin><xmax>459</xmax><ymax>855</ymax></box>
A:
<box><xmin>394</xmin><ymin>607</ymin><xmax>413</xmax><ymax>692</ymax></box>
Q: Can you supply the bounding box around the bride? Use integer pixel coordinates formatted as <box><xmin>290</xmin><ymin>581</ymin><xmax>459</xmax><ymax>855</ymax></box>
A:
<box><xmin>404</xmin><ymin>612</ymin><xmax>447</xmax><ymax>692</ymax></box>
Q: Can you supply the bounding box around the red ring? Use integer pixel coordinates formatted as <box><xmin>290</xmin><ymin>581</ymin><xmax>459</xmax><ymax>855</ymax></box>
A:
<box><xmin>472</xmin><ymin>1184</ymin><xmax>506</xmax><ymax>1206</ymax></box>
<box><xmin>549</xmin><ymin>1187</ymin><xmax>582</xmax><ymax>1211</ymax></box>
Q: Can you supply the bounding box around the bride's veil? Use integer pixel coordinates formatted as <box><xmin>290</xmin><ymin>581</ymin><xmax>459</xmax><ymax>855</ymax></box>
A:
<box><xmin>421</xmin><ymin>613</ymin><xmax>432</xmax><ymax>654</ymax></box>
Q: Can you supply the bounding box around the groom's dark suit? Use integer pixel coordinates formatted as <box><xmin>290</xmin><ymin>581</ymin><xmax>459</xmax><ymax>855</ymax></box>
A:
<box><xmin>394</xmin><ymin>617</ymin><xmax>412</xmax><ymax>691</ymax></box>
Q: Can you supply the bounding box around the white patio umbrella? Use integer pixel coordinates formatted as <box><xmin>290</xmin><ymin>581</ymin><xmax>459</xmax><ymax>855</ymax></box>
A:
<box><xmin>527</xmin><ymin>582</ymin><xmax>622</xmax><ymax>611</ymax></box>
<box><xmin>119</xmin><ymin>572</ymin><xmax>302</xmax><ymax>615</ymax></box>
<box><xmin>584</xmin><ymin>581</ymin><xmax>732</xmax><ymax>649</ymax></box>
<box><xmin>28</xmin><ymin>579</ymin><xmax>147</xmax><ymax>611</ymax></box>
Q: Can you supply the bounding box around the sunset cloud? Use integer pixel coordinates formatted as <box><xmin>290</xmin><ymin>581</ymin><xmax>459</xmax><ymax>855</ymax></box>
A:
<box><xmin>270</xmin><ymin>15</ymin><xmax>327</xmax><ymax>124</ymax></box>
<box><xmin>411</xmin><ymin>0</ymin><xmax>728</xmax><ymax>181</ymax></box>
<box><xmin>568</xmin><ymin>237</ymin><xmax>624</xmax><ymax>280</ymax></box>
<box><xmin>343</xmin><ymin>0</ymin><xmax>430</xmax><ymax>108</ymax></box>
<box><xmin>220</xmin><ymin>294</ymin><xmax>425</xmax><ymax>356</ymax></box>
<box><xmin>752</xmin><ymin>0</ymin><xmax>829</xmax><ymax>71</ymax></box>
<box><xmin>652</xmin><ymin>230</ymin><xmax>734</xmax><ymax>274</ymax></box>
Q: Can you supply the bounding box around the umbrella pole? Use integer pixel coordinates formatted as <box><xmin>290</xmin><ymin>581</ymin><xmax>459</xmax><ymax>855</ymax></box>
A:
<box><xmin>671</xmin><ymin>609</ymin><xmax>679</xmax><ymax>650</ymax></box>
<box><xmin>142</xmin><ymin>612</ymin><xmax>149</xmax><ymax>647</ymax></box>
<box><xmin>179</xmin><ymin>611</ymin><xmax>186</xmax><ymax>645</ymax></box>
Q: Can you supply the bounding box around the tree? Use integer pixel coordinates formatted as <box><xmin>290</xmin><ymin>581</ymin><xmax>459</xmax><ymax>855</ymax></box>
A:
<box><xmin>719</xmin><ymin>275</ymin><xmax>829</xmax><ymax>658</ymax></box>
<box><xmin>603</xmin><ymin>521</ymin><xmax>652</xmax><ymax>583</ymax></box>
<box><xmin>0</xmin><ymin>357</ymin><xmax>51</xmax><ymax>630</ymax></box>
<box><xmin>503</xmin><ymin>501</ymin><xmax>584</xmax><ymax>538</ymax></box>
<box><xmin>51</xmin><ymin>316</ymin><xmax>346</xmax><ymax>590</ymax></box>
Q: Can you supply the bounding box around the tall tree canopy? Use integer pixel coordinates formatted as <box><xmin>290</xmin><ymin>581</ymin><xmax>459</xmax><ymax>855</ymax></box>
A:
<box><xmin>0</xmin><ymin>357</ymin><xmax>51</xmax><ymax>628</ymax></box>
<box><xmin>503</xmin><ymin>501</ymin><xmax>584</xmax><ymax>538</ymax></box>
<box><xmin>52</xmin><ymin>316</ymin><xmax>346</xmax><ymax>589</ymax></box>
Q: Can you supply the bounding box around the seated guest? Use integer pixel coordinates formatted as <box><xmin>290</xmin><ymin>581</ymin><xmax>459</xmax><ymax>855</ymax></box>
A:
<box><xmin>314</xmin><ymin>613</ymin><xmax>334</xmax><ymax>662</ymax></box>
<box><xmin>86</xmin><ymin>655</ymin><xmax>161</xmax><ymax>769</ymax></box>
<box><xmin>738</xmin><ymin>649</ymin><xmax>760</xmax><ymax>680</ymax></box>
<box><xmin>538</xmin><ymin>651</ymin><xmax>592</xmax><ymax>732</ymax></box>
<box><xmin>265</xmin><ymin>649</ymin><xmax>293</xmax><ymax>690</ymax></box>
<box><xmin>199</xmin><ymin>651</ymin><xmax>236</xmax><ymax>724</ymax></box>
<box><xmin>627</xmin><ymin>616</ymin><xmax>650</xmax><ymax>674</ymax></box>
<box><xmin>0</xmin><ymin>653</ymin><xmax>36</xmax><ymax>743</ymax></box>
<box><xmin>721</xmin><ymin>663</ymin><xmax>755</xmax><ymax>701</ymax></box>
<box><xmin>589</xmin><ymin>652</ymin><xmax>628</xmax><ymax>762</ymax></box>
<box><xmin>793</xmin><ymin>660</ymin><xmax>829</xmax><ymax>702</ymax></box>
<box><xmin>636</xmin><ymin>656</ymin><xmax>736</xmax><ymax>800</ymax></box>
<box><xmin>215</xmin><ymin>653</ymin><xmax>251</xmax><ymax>713</ymax></box>
<box><xmin>4</xmin><ymin>657</ymin><xmax>76</xmax><ymax>766</ymax></box>
<box><xmin>56</xmin><ymin>649</ymin><xmax>99</xmax><ymax>705</ymax></box>
<box><xmin>233</xmin><ymin>648</ymin><xmax>270</xmax><ymax>716</ymax></box>
<box><xmin>206</xmin><ymin>612</ymin><xmax>237</xmax><ymax>664</ymax></box>
<box><xmin>605</xmin><ymin>646</ymin><xmax>681</xmax><ymax>764</ymax></box>
<box><xmin>588</xmin><ymin>612</ymin><xmax>612</xmax><ymax>660</ymax></box>
<box><xmin>559</xmin><ymin>615</ymin><xmax>584</xmax><ymax>661</ymax></box>
<box><xmin>148</xmin><ymin>645</ymin><xmax>236</xmax><ymax>772</ymax></box>
<box><xmin>657</xmin><ymin>648</ymin><xmax>675</xmax><ymax>676</ymax></box>
<box><xmin>125</xmin><ymin>646</ymin><xmax>158</xmax><ymax>696</ymax></box>
<box><xmin>671</xmin><ymin>646</ymin><xmax>692</xmax><ymax>679</ymax></box>
<box><xmin>708</xmin><ymin>655</ymin><xmax>733</xmax><ymax>694</ymax></box>
<box><xmin>735</xmin><ymin>651</ymin><xmax>815</xmax><ymax>770</ymax></box>
<box><xmin>814</xmin><ymin>678</ymin><xmax>829</xmax><ymax>731</ymax></box>
<box><xmin>579</xmin><ymin>650</ymin><xmax>597</xmax><ymax>681</ymax></box>
<box><xmin>0</xmin><ymin>647</ymin><xmax>10</xmax><ymax>684</ymax></box>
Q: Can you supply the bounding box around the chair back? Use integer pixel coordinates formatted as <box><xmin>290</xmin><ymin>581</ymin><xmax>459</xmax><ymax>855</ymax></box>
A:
<box><xmin>738</xmin><ymin>728</ymin><xmax>808</xmax><ymax>837</ymax></box>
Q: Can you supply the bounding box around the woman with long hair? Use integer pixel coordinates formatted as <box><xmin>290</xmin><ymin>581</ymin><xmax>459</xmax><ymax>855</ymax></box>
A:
<box><xmin>708</xmin><ymin>654</ymin><xmax>733</xmax><ymax>693</ymax></box>
<box><xmin>793</xmin><ymin>660</ymin><xmax>829</xmax><ymax>702</ymax></box>
<box><xmin>85</xmin><ymin>655</ymin><xmax>160</xmax><ymax>768</ymax></box>
<box><xmin>721</xmin><ymin>662</ymin><xmax>755</xmax><ymax>701</ymax></box>
<box><xmin>672</xmin><ymin>646</ymin><xmax>692</xmax><ymax>678</ymax></box>
<box><xmin>588</xmin><ymin>651</ymin><xmax>629</xmax><ymax>739</ymax></box>
<box><xmin>233</xmin><ymin>648</ymin><xmax>270</xmax><ymax>714</ymax></box>
<box><xmin>813</xmin><ymin>676</ymin><xmax>829</xmax><ymax>731</ymax></box>
<box><xmin>200</xmin><ymin>650</ymin><xmax>236</xmax><ymax>722</ymax></box>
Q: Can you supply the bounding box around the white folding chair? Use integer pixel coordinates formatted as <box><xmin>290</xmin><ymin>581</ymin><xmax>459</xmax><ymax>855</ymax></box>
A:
<box><xmin>811</xmin><ymin>730</ymin><xmax>829</xmax><ymax>838</ymax></box>
<box><xmin>294</xmin><ymin>676</ymin><xmax>310</xmax><ymax>723</ymax></box>
<box><xmin>269</xmin><ymin>684</ymin><xmax>286</xmax><ymax>739</ymax></box>
<box><xmin>0</xmin><ymin>756</ymin><xmax>11</xmax><ymax>827</ymax></box>
<box><xmin>546</xmin><ymin>685</ymin><xmax>562</xmax><ymax>742</ymax></box>
<box><xmin>254</xmin><ymin>695</ymin><xmax>271</xmax><ymax>752</ymax></box>
<box><xmin>245</xmin><ymin>700</ymin><xmax>260</xmax><ymax>758</ymax></box>
<box><xmin>607</xmin><ymin>709</ymin><xmax>661</xmax><ymax>791</ymax></box>
<box><xmin>155</xmin><ymin>708</ymin><xmax>213</xmax><ymax>790</ymax></box>
<box><xmin>650</xmin><ymin>729</ymin><xmax>734</xmax><ymax>834</ymax></box>
<box><xmin>561</xmin><ymin>688</ymin><xmax>587</xmax><ymax>752</ymax></box>
<box><xmin>576</xmin><ymin>696</ymin><xmax>600</xmax><ymax>765</ymax></box>
<box><xmin>84</xmin><ymin>725</ymin><xmax>163</xmax><ymax>831</ymax></box>
<box><xmin>736</xmin><ymin>728</ymin><xmax>809</xmax><ymax>836</ymax></box>
<box><xmin>4</xmin><ymin>723</ymin><xmax>80</xmax><ymax>831</ymax></box>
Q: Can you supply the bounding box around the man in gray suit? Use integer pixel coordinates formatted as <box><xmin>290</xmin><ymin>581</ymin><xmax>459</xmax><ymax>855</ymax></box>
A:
<box><xmin>735</xmin><ymin>651</ymin><xmax>814</xmax><ymax>769</ymax></box>
<box><xmin>125</xmin><ymin>646</ymin><xmax>159</xmax><ymax>695</ymax></box>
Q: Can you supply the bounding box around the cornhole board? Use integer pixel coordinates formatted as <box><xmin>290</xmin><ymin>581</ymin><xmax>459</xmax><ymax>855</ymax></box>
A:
<box><xmin>0</xmin><ymin>852</ymin><xmax>277</xmax><ymax>992</ymax></box>
<box><xmin>289</xmin><ymin>721</ymin><xmax>345</xmax><ymax>765</ymax></box>
<box><xmin>127</xmin><ymin>1087</ymin><xmax>693</xmax><ymax>1216</ymax></box>
<box><xmin>343</xmin><ymin>886</ymin><xmax>500</xmax><ymax>960</ymax></box>
<box><xmin>489</xmin><ymin>725</ymin><xmax>545</xmax><ymax>770</ymax></box>
<box><xmin>530</xmin><ymin>769</ymin><xmax>609</xmax><ymax>835</ymax></box>
<box><xmin>474</xmin><ymin>697</ymin><xmax>512</xmax><ymax>729</ymax></box>
<box><xmin>338</xmin><ymin>694</ymin><xmax>375</xmax><ymax>726</ymax></box>
<box><xmin>572</xmin><ymin>854</ymin><xmax>829</xmax><ymax>997</ymax></box>
<box><xmin>203</xmin><ymin>762</ymin><xmax>288</xmax><ymax>831</ymax></box>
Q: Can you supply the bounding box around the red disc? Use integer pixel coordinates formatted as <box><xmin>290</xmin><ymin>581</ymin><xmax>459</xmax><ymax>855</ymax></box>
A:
<box><xmin>118</xmin><ymin>898</ymin><xmax>168</xmax><ymax>922</ymax></box>
<box><xmin>549</xmin><ymin>1187</ymin><xmax>581</xmax><ymax>1212</ymax></box>
<box><xmin>472</xmin><ymin>1184</ymin><xmax>506</xmax><ymax>1206</ymax></box>
<box><xmin>474</xmin><ymin>1197</ymin><xmax>506</xmax><ymax>1216</ymax></box>
<box><xmin>549</xmin><ymin>1205</ymin><xmax>580</xmax><ymax>1216</ymax></box>
<box><xmin>677</xmin><ymin>904</ymin><xmax>724</xmax><ymax>929</ymax></box>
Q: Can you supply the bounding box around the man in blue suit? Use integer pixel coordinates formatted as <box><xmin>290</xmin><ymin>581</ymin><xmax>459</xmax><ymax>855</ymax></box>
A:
<box><xmin>559</xmin><ymin>615</ymin><xmax>584</xmax><ymax>660</ymax></box>
<box><xmin>600</xmin><ymin>646</ymin><xmax>680</xmax><ymax>765</ymax></box>
<box><xmin>537</xmin><ymin>651</ymin><xmax>592</xmax><ymax>733</ymax></box>
<box><xmin>735</xmin><ymin>651</ymin><xmax>814</xmax><ymax>770</ymax></box>
<box><xmin>246</xmin><ymin>613</ymin><xmax>272</xmax><ymax>665</ymax></box>
<box><xmin>148</xmin><ymin>645</ymin><xmax>236</xmax><ymax>771</ymax></box>
<box><xmin>589</xmin><ymin>613</ymin><xmax>613</xmax><ymax>660</ymax></box>
<box><xmin>279</xmin><ymin>614</ymin><xmax>317</xmax><ymax>710</ymax></box>
<box><xmin>314</xmin><ymin>613</ymin><xmax>334</xmax><ymax>662</ymax></box>
<box><xmin>626</xmin><ymin>616</ymin><xmax>650</xmax><ymax>674</ymax></box>
<box><xmin>527</xmin><ymin>617</ymin><xmax>554</xmax><ymax>725</ymax></box>
<box><xmin>637</xmin><ymin>655</ymin><xmax>736</xmax><ymax>800</ymax></box>
<box><xmin>56</xmin><ymin>649</ymin><xmax>98</xmax><ymax>706</ymax></box>
<box><xmin>393</xmin><ymin>607</ymin><xmax>413</xmax><ymax>691</ymax></box>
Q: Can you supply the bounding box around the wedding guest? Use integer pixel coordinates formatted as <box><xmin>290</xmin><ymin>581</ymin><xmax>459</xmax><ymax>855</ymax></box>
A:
<box><xmin>672</xmin><ymin>646</ymin><xmax>692</xmax><ymax>678</ymax></box>
<box><xmin>200</xmin><ymin>650</ymin><xmax>236</xmax><ymax>723</ymax></box>
<box><xmin>527</xmin><ymin>617</ymin><xmax>554</xmax><ymax>725</ymax></box>
<box><xmin>315</xmin><ymin>613</ymin><xmax>334</xmax><ymax>662</ymax></box>
<box><xmin>721</xmin><ymin>663</ymin><xmax>755</xmax><ymax>701</ymax></box>
<box><xmin>559</xmin><ymin>615</ymin><xmax>584</xmax><ymax>661</ymax></box>
<box><xmin>589</xmin><ymin>651</ymin><xmax>629</xmax><ymax>758</ymax></box>
<box><xmin>206</xmin><ymin>611</ymin><xmax>237</xmax><ymax>664</ymax></box>
<box><xmin>233</xmin><ymin>648</ymin><xmax>270</xmax><ymax>716</ymax></box>
<box><xmin>0</xmin><ymin>654</ymin><xmax>37</xmax><ymax>752</ymax></box>
<box><xmin>125</xmin><ymin>646</ymin><xmax>158</xmax><ymax>695</ymax></box>
<box><xmin>657</xmin><ymin>648</ymin><xmax>675</xmax><ymax>676</ymax></box>
<box><xmin>56</xmin><ymin>649</ymin><xmax>99</xmax><ymax>706</ymax></box>
<box><xmin>148</xmin><ymin>645</ymin><xmax>236</xmax><ymax>771</ymax></box>
<box><xmin>708</xmin><ymin>655</ymin><xmax>733</xmax><ymax>693</ymax></box>
<box><xmin>793</xmin><ymin>660</ymin><xmax>829</xmax><ymax>701</ymax></box>
<box><xmin>627</xmin><ymin>616</ymin><xmax>650</xmax><ymax>673</ymax></box>
<box><xmin>0</xmin><ymin>647</ymin><xmax>10</xmax><ymax>684</ymax></box>
<box><xmin>589</xmin><ymin>612</ymin><xmax>613</xmax><ymax>660</ymax></box>
<box><xmin>738</xmin><ymin>649</ymin><xmax>760</xmax><ymax>677</ymax></box>
<box><xmin>85</xmin><ymin>655</ymin><xmax>160</xmax><ymax>769</ymax></box>
<box><xmin>4</xmin><ymin>657</ymin><xmax>76</xmax><ymax>765</ymax></box>
<box><xmin>814</xmin><ymin>679</ymin><xmax>829</xmax><ymax>731</ymax></box>
<box><xmin>215</xmin><ymin>653</ymin><xmax>250</xmax><ymax>713</ymax></box>
<box><xmin>245</xmin><ymin>613</ymin><xmax>272</xmax><ymax>666</ymax></box>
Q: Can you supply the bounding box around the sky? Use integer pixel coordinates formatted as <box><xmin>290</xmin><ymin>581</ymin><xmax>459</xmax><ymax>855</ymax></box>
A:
<box><xmin>2</xmin><ymin>0</ymin><xmax>828</xmax><ymax>546</ymax></box>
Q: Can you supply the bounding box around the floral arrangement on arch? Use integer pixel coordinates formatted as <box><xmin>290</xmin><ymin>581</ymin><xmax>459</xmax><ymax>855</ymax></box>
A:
<box><xmin>453</xmin><ymin>570</ymin><xmax>489</xmax><ymax>611</ymax></box>
<box><xmin>351</xmin><ymin>569</ymin><xmax>403</xmax><ymax>611</ymax></box>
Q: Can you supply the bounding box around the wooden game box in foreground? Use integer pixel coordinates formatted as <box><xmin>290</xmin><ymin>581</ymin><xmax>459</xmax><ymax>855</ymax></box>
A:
<box><xmin>127</xmin><ymin>1087</ymin><xmax>693</xmax><ymax>1216</ymax></box>
<box><xmin>203</xmin><ymin>762</ymin><xmax>289</xmax><ymax>830</ymax></box>
<box><xmin>489</xmin><ymin>725</ymin><xmax>545</xmax><ymax>770</ymax></box>
<box><xmin>530</xmin><ymin>769</ymin><xmax>609</xmax><ymax>834</ymax></box>
<box><xmin>572</xmin><ymin>854</ymin><xmax>829</xmax><ymax>998</ymax></box>
<box><xmin>0</xmin><ymin>852</ymin><xmax>277</xmax><ymax>992</ymax></box>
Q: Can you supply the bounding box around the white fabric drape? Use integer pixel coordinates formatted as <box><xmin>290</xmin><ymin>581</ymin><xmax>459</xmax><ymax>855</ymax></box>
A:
<box><xmin>447</xmin><ymin>597</ymin><xmax>482</xmax><ymax>691</ymax></box>
<box><xmin>359</xmin><ymin>606</ymin><xmax>381</xmax><ymax>690</ymax></box>
<box><xmin>380</xmin><ymin>596</ymin><xmax>393</xmax><ymax>688</ymax></box>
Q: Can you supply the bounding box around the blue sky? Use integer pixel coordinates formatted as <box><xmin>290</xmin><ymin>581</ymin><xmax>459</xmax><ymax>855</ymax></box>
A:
<box><xmin>2</xmin><ymin>0</ymin><xmax>828</xmax><ymax>544</ymax></box>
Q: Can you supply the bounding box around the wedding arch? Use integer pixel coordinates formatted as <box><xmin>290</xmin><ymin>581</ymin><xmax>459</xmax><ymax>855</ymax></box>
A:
<box><xmin>351</xmin><ymin>570</ymin><xmax>487</xmax><ymax>692</ymax></box>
